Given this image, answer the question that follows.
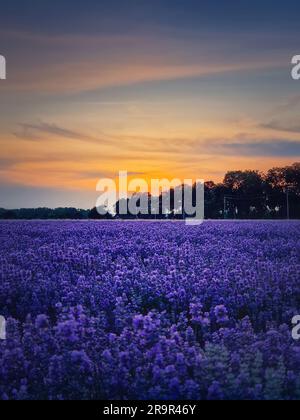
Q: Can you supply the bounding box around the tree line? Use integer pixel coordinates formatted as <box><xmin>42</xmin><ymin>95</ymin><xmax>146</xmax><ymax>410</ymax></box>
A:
<box><xmin>1</xmin><ymin>162</ymin><xmax>300</xmax><ymax>220</ymax></box>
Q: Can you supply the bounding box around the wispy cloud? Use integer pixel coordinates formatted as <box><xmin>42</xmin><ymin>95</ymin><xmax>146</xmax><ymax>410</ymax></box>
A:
<box><xmin>16</xmin><ymin>122</ymin><xmax>91</xmax><ymax>140</ymax></box>
<box><xmin>268</xmin><ymin>95</ymin><xmax>300</xmax><ymax>116</ymax></box>
<box><xmin>203</xmin><ymin>139</ymin><xmax>300</xmax><ymax>157</ymax></box>
<box><xmin>261</xmin><ymin>119</ymin><xmax>300</xmax><ymax>134</ymax></box>
<box><xmin>1</xmin><ymin>29</ymin><xmax>289</xmax><ymax>94</ymax></box>
<box><xmin>259</xmin><ymin>95</ymin><xmax>300</xmax><ymax>134</ymax></box>
<box><xmin>14</xmin><ymin>121</ymin><xmax>110</xmax><ymax>145</ymax></box>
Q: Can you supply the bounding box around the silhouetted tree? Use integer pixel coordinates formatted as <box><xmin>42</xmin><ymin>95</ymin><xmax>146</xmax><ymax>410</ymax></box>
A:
<box><xmin>89</xmin><ymin>207</ymin><xmax>113</xmax><ymax>219</ymax></box>
<box><xmin>1</xmin><ymin>163</ymin><xmax>299</xmax><ymax>220</ymax></box>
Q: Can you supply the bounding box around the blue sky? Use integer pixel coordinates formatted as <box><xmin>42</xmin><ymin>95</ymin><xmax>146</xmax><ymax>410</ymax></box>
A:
<box><xmin>1</xmin><ymin>1</ymin><xmax>300</xmax><ymax>32</ymax></box>
<box><xmin>0</xmin><ymin>0</ymin><xmax>300</xmax><ymax>208</ymax></box>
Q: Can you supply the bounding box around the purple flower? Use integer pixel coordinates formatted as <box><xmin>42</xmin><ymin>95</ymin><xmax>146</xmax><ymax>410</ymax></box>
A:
<box><xmin>0</xmin><ymin>220</ymin><xmax>299</xmax><ymax>400</ymax></box>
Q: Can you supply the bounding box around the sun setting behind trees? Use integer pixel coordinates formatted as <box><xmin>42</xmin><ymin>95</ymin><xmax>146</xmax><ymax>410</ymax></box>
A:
<box><xmin>1</xmin><ymin>1</ymin><xmax>300</xmax><ymax>209</ymax></box>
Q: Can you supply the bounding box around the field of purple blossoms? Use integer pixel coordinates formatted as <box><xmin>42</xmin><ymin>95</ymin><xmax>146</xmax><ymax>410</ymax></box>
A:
<box><xmin>1</xmin><ymin>221</ymin><xmax>300</xmax><ymax>400</ymax></box>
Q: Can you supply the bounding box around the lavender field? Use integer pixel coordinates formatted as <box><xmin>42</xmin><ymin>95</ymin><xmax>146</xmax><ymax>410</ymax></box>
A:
<box><xmin>1</xmin><ymin>221</ymin><xmax>300</xmax><ymax>400</ymax></box>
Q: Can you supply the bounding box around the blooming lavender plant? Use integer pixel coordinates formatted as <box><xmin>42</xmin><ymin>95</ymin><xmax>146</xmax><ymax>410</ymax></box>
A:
<box><xmin>0</xmin><ymin>221</ymin><xmax>300</xmax><ymax>400</ymax></box>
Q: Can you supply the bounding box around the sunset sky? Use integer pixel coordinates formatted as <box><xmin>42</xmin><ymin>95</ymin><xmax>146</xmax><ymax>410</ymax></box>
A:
<box><xmin>1</xmin><ymin>0</ymin><xmax>300</xmax><ymax>208</ymax></box>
